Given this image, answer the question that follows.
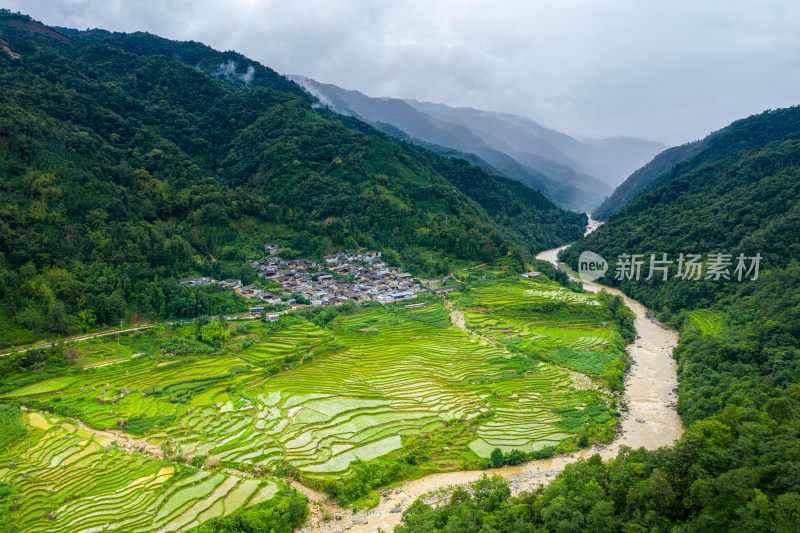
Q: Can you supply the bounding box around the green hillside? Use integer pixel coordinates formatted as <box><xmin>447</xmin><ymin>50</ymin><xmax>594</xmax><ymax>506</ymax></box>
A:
<box><xmin>563</xmin><ymin>106</ymin><xmax>800</xmax><ymax>312</ymax></box>
<box><xmin>0</xmin><ymin>11</ymin><xmax>584</xmax><ymax>347</ymax></box>
<box><xmin>398</xmin><ymin>107</ymin><xmax>800</xmax><ymax>531</ymax></box>
<box><xmin>592</xmin><ymin>138</ymin><xmax>707</xmax><ymax>220</ymax></box>
<box><xmin>592</xmin><ymin>106</ymin><xmax>800</xmax><ymax>221</ymax></box>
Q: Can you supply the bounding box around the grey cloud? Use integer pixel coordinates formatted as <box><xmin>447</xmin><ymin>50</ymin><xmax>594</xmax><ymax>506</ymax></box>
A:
<box><xmin>8</xmin><ymin>0</ymin><xmax>800</xmax><ymax>144</ymax></box>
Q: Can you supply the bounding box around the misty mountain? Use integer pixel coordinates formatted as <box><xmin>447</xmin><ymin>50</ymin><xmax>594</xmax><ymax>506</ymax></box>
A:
<box><xmin>406</xmin><ymin>102</ymin><xmax>664</xmax><ymax>187</ymax></box>
<box><xmin>291</xmin><ymin>76</ymin><xmax>666</xmax><ymax>212</ymax></box>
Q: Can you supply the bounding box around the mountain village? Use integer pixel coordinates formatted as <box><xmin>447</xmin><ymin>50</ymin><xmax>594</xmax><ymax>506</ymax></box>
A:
<box><xmin>179</xmin><ymin>245</ymin><xmax>422</xmax><ymax>314</ymax></box>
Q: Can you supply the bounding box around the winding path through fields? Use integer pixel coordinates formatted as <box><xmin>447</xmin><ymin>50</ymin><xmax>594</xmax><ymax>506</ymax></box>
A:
<box><xmin>443</xmin><ymin>300</ymin><xmax>498</xmax><ymax>346</ymax></box>
<box><xmin>0</xmin><ymin>324</ymin><xmax>156</xmax><ymax>356</ymax></box>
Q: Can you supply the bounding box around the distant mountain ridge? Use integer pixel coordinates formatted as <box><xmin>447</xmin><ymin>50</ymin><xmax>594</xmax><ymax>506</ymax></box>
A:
<box><xmin>291</xmin><ymin>76</ymin><xmax>666</xmax><ymax>212</ymax></box>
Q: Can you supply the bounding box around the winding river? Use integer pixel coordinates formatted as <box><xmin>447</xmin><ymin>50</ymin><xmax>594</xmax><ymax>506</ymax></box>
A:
<box><xmin>311</xmin><ymin>219</ymin><xmax>683</xmax><ymax>533</ymax></box>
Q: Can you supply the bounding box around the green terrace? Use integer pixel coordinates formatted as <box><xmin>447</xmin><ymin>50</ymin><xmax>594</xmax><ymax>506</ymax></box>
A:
<box><xmin>683</xmin><ymin>309</ymin><xmax>724</xmax><ymax>336</ymax></box>
<box><xmin>0</xmin><ymin>406</ymin><xmax>298</xmax><ymax>532</ymax></box>
<box><xmin>0</xmin><ymin>272</ymin><xmax>630</xmax><ymax>519</ymax></box>
<box><xmin>448</xmin><ymin>277</ymin><xmax>631</xmax><ymax>391</ymax></box>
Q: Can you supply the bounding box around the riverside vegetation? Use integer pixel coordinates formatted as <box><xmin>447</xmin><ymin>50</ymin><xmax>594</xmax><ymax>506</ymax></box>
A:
<box><xmin>0</xmin><ymin>258</ymin><xmax>636</xmax><ymax>531</ymax></box>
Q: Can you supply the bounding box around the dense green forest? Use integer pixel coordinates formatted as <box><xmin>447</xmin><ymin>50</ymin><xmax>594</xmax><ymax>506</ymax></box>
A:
<box><xmin>0</xmin><ymin>11</ymin><xmax>584</xmax><ymax>347</ymax></box>
<box><xmin>563</xmin><ymin>106</ymin><xmax>800</xmax><ymax>312</ymax></box>
<box><xmin>592</xmin><ymin>106</ymin><xmax>800</xmax><ymax>222</ymax></box>
<box><xmin>398</xmin><ymin>107</ymin><xmax>800</xmax><ymax>531</ymax></box>
<box><xmin>591</xmin><ymin>138</ymin><xmax>707</xmax><ymax>220</ymax></box>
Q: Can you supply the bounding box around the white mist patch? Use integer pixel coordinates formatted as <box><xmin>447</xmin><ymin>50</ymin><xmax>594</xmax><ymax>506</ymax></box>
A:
<box><xmin>214</xmin><ymin>59</ymin><xmax>254</xmax><ymax>86</ymax></box>
<box><xmin>287</xmin><ymin>75</ymin><xmax>352</xmax><ymax>116</ymax></box>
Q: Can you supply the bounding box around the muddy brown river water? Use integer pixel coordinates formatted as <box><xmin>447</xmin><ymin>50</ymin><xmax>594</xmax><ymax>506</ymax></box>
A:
<box><xmin>311</xmin><ymin>226</ymin><xmax>683</xmax><ymax>533</ymax></box>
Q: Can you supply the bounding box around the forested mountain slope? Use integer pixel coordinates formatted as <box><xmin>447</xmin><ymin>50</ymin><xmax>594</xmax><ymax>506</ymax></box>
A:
<box><xmin>592</xmin><ymin>107</ymin><xmax>800</xmax><ymax>220</ymax></box>
<box><xmin>564</xmin><ymin>106</ymin><xmax>800</xmax><ymax>310</ymax></box>
<box><xmin>592</xmin><ymin>138</ymin><xmax>708</xmax><ymax>220</ymax></box>
<box><xmin>0</xmin><ymin>11</ymin><xmax>584</xmax><ymax>347</ymax></box>
<box><xmin>398</xmin><ymin>106</ymin><xmax>800</xmax><ymax>531</ymax></box>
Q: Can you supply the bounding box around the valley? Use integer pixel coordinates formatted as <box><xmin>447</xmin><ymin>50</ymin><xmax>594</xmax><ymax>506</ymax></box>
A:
<box><xmin>2</xmin><ymin>9</ymin><xmax>798</xmax><ymax>533</ymax></box>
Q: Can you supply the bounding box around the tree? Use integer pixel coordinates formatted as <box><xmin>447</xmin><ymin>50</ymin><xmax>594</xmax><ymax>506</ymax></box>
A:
<box><xmin>644</xmin><ymin>468</ymin><xmax>675</xmax><ymax>517</ymax></box>
<box><xmin>490</xmin><ymin>447</ymin><xmax>504</xmax><ymax>468</ymax></box>
<box><xmin>773</xmin><ymin>492</ymin><xmax>800</xmax><ymax>532</ymax></box>
<box><xmin>47</xmin><ymin>301</ymin><xmax>71</xmax><ymax>335</ymax></box>
<box><xmin>473</xmin><ymin>475</ymin><xmax>511</xmax><ymax>514</ymax></box>
<box><xmin>586</xmin><ymin>500</ymin><xmax>618</xmax><ymax>532</ymax></box>
<box><xmin>199</xmin><ymin>320</ymin><xmax>230</xmax><ymax>344</ymax></box>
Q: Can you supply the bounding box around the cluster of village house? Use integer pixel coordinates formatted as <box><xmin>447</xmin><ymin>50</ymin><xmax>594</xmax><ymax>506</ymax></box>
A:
<box><xmin>179</xmin><ymin>245</ymin><xmax>421</xmax><ymax>312</ymax></box>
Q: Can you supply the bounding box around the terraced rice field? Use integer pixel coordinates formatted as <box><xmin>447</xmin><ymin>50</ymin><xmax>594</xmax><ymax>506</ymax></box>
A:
<box><xmin>3</xmin><ymin>377</ymin><xmax>76</xmax><ymax>397</ymax></box>
<box><xmin>66</xmin><ymin>341</ymin><xmax>133</xmax><ymax>367</ymax></box>
<box><xmin>469</xmin><ymin>280</ymin><xmax>600</xmax><ymax>308</ymax></box>
<box><xmin>460</xmin><ymin>279</ymin><xmax>616</xmax><ymax>352</ymax></box>
<box><xmin>686</xmin><ymin>309</ymin><xmax>724</xmax><ymax>336</ymax></box>
<box><xmin>465</xmin><ymin>310</ymin><xmax>613</xmax><ymax>351</ymax></box>
<box><xmin>236</xmin><ymin>322</ymin><xmax>332</xmax><ymax>365</ymax></box>
<box><xmin>33</xmin><ymin>356</ymin><xmax>255</xmax><ymax>430</ymax></box>
<box><xmin>1</xmin><ymin>275</ymin><xmax>627</xmax><ymax>527</ymax></box>
<box><xmin>0</xmin><ymin>408</ymin><xmax>286</xmax><ymax>533</ymax></box>
<box><xmin>158</xmin><ymin>304</ymin><xmax>583</xmax><ymax>472</ymax></box>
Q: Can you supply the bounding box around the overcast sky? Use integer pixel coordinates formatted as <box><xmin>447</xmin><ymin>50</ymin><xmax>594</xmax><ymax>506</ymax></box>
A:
<box><xmin>7</xmin><ymin>0</ymin><xmax>800</xmax><ymax>145</ymax></box>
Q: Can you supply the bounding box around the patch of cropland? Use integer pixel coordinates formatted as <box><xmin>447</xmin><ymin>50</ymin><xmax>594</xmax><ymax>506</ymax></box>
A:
<box><xmin>682</xmin><ymin>309</ymin><xmax>724</xmax><ymax>337</ymax></box>
<box><xmin>449</xmin><ymin>277</ymin><xmax>631</xmax><ymax>392</ymax></box>
<box><xmin>259</xmin><ymin>302</ymin><xmax>579</xmax><ymax>465</ymax></box>
<box><xmin>0</xmin><ymin>270</ymin><xmax>633</xmax><ymax>518</ymax></box>
<box><xmin>0</xmin><ymin>406</ymin><xmax>306</xmax><ymax>532</ymax></box>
